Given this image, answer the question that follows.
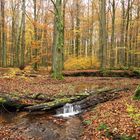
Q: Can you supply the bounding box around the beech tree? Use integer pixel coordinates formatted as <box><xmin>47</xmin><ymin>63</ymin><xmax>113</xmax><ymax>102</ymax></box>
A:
<box><xmin>0</xmin><ymin>0</ymin><xmax>7</xmax><ymax>67</ymax></box>
<box><xmin>20</xmin><ymin>0</ymin><xmax>26</xmax><ymax>67</ymax></box>
<box><xmin>0</xmin><ymin>0</ymin><xmax>139</xmax><ymax>70</ymax></box>
<box><xmin>33</xmin><ymin>0</ymin><xmax>38</xmax><ymax>70</ymax></box>
<box><xmin>51</xmin><ymin>0</ymin><xmax>64</xmax><ymax>79</ymax></box>
<box><xmin>99</xmin><ymin>0</ymin><xmax>107</xmax><ymax>68</ymax></box>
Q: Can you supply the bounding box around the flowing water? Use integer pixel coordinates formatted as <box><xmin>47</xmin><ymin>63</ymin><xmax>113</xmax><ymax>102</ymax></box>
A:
<box><xmin>0</xmin><ymin>83</ymin><xmax>95</xmax><ymax>139</ymax></box>
<box><xmin>56</xmin><ymin>103</ymin><xmax>81</xmax><ymax>117</ymax></box>
<box><xmin>0</xmin><ymin>106</ymin><xmax>82</xmax><ymax>140</ymax></box>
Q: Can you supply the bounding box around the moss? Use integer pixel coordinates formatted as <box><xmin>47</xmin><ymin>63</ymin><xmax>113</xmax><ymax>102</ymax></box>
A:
<box><xmin>10</xmin><ymin>92</ymin><xmax>21</xmax><ymax>100</ymax></box>
<box><xmin>119</xmin><ymin>135</ymin><xmax>136</xmax><ymax>140</ymax></box>
<box><xmin>46</xmin><ymin>97</ymin><xmax>71</xmax><ymax>107</ymax></box>
<box><xmin>100</xmin><ymin>69</ymin><xmax>111</xmax><ymax>76</ymax></box>
<box><xmin>51</xmin><ymin>72</ymin><xmax>64</xmax><ymax>80</ymax></box>
<box><xmin>97</xmin><ymin>123</ymin><xmax>112</xmax><ymax>138</ymax></box>
<box><xmin>5</xmin><ymin>102</ymin><xmax>24</xmax><ymax>109</ymax></box>
<box><xmin>132</xmin><ymin>69</ymin><xmax>140</xmax><ymax>75</ymax></box>
<box><xmin>77</xmin><ymin>92</ymin><xmax>90</xmax><ymax>96</ymax></box>
<box><xmin>97</xmin><ymin>123</ymin><xmax>109</xmax><ymax>131</ymax></box>
<box><xmin>0</xmin><ymin>97</ymin><xmax>6</xmax><ymax>103</ymax></box>
<box><xmin>45</xmin><ymin>95</ymin><xmax>84</xmax><ymax>108</ymax></box>
<box><xmin>46</xmin><ymin>102</ymin><xmax>55</xmax><ymax>107</ymax></box>
<box><xmin>133</xmin><ymin>85</ymin><xmax>140</xmax><ymax>100</ymax></box>
<box><xmin>83</xmin><ymin>119</ymin><xmax>92</xmax><ymax>125</ymax></box>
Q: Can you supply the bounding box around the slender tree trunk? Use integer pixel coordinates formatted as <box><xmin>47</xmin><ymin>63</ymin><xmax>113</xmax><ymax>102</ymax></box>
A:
<box><xmin>128</xmin><ymin>2</ymin><xmax>133</xmax><ymax>66</ymax></box>
<box><xmin>16</xmin><ymin>18</ymin><xmax>22</xmax><ymax>67</ymax></box>
<box><xmin>119</xmin><ymin>0</ymin><xmax>125</xmax><ymax>67</ymax></box>
<box><xmin>75</xmin><ymin>0</ymin><xmax>80</xmax><ymax>57</ymax></box>
<box><xmin>1</xmin><ymin>0</ymin><xmax>7</xmax><ymax>67</ymax></box>
<box><xmin>71</xmin><ymin>1</ymin><xmax>75</xmax><ymax>56</ymax></box>
<box><xmin>33</xmin><ymin>0</ymin><xmax>38</xmax><ymax>70</ymax></box>
<box><xmin>90</xmin><ymin>1</ymin><xmax>94</xmax><ymax>58</ymax></box>
<box><xmin>110</xmin><ymin>0</ymin><xmax>115</xmax><ymax>67</ymax></box>
<box><xmin>20</xmin><ymin>0</ymin><xmax>26</xmax><ymax>67</ymax></box>
<box><xmin>124</xmin><ymin>0</ymin><xmax>131</xmax><ymax>67</ymax></box>
<box><xmin>11</xmin><ymin>13</ymin><xmax>15</xmax><ymax>66</ymax></box>
<box><xmin>134</xmin><ymin>4</ymin><xmax>139</xmax><ymax>67</ymax></box>
<box><xmin>62</xmin><ymin>0</ymin><xmax>66</xmax><ymax>69</ymax></box>
<box><xmin>99</xmin><ymin>0</ymin><xmax>107</xmax><ymax>68</ymax></box>
<box><xmin>0</xmin><ymin>0</ymin><xmax>2</xmax><ymax>66</ymax></box>
<box><xmin>11</xmin><ymin>0</ymin><xmax>16</xmax><ymax>67</ymax></box>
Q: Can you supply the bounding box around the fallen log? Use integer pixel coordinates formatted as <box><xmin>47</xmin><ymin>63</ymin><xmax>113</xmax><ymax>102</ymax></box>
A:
<box><xmin>25</xmin><ymin>88</ymin><xmax>129</xmax><ymax>112</ymax></box>
<box><xmin>63</xmin><ymin>70</ymin><xmax>140</xmax><ymax>78</ymax></box>
<box><xmin>25</xmin><ymin>95</ymin><xmax>89</xmax><ymax>112</ymax></box>
<box><xmin>0</xmin><ymin>93</ymin><xmax>54</xmax><ymax>111</ymax></box>
<box><xmin>0</xmin><ymin>95</ymin><xmax>28</xmax><ymax>111</ymax></box>
<box><xmin>0</xmin><ymin>92</ymin><xmax>89</xmax><ymax>112</ymax></box>
<box><xmin>0</xmin><ymin>87</ymin><xmax>129</xmax><ymax>112</ymax></box>
<box><xmin>74</xmin><ymin>88</ymin><xmax>129</xmax><ymax>110</ymax></box>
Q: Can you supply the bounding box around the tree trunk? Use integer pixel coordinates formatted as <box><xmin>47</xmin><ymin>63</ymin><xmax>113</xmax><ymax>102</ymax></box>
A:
<box><xmin>52</xmin><ymin>0</ymin><xmax>64</xmax><ymax>79</ymax></box>
<box><xmin>1</xmin><ymin>0</ymin><xmax>7</xmax><ymax>67</ymax></box>
<box><xmin>119</xmin><ymin>0</ymin><xmax>125</xmax><ymax>67</ymax></box>
<box><xmin>110</xmin><ymin>0</ymin><xmax>116</xmax><ymax>67</ymax></box>
<box><xmin>0</xmin><ymin>0</ymin><xmax>1</xmax><ymax>66</ymax></box>
<box><xmin>20</xmin><ymin>0</ymin><xmax>26</xmax><ymax>67</ymax></box>
<box><xmin>33</xmin><ymin>0</ymin><xmax>38</xmax><ymax>70</ymax></box>
<box><xmin>124</xmin><ymin>0</ymin><xmax>131</xmax><ymax>67</ymax></box>
<box><xmin>75</xmin><ymin>0</ymin><xmax>80</xmax><ymax>57</ymax></box>
<box><xmin>99</xmin><ymin>0</ymin><xmax>107</xmax><ymax>68</ymax></box>
<box><xmin>10</xmin><ymin>0</ymin><xmax>16</xmax><ymax>67</ymax></box>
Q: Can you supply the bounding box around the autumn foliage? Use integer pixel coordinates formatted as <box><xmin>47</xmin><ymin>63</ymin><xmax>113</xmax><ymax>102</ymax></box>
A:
<box><xmin>64</xmin><ymin>56</ymin><xmax>100</xmax><ymax>70</ymax></box>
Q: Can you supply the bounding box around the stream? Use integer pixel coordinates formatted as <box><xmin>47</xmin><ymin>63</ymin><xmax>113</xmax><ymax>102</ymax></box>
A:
<box><xmin>0</xmin><ymin>105</ymin><xmax>83</xmax><ymax>140</ymax></box>
<box><xmin>0</xmin><ymin>83</ymin><xmax>106</xmax><ymax>139</ymax></box>
<box><xmin>0</xmin><ymin>83</ymin><xmax>95</xmax><ymax>140</ymax></box>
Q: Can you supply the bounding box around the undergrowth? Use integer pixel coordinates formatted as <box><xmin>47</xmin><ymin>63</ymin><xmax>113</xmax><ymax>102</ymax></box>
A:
<box><xmin>64</xmin><ymin>56</ymin><xmax>100</xmax><ymax>70</ymax></box>
<box><xmin>133</xmin><ymin>85</ymin><xmax>140</xmax><ymax>100</ymax></box>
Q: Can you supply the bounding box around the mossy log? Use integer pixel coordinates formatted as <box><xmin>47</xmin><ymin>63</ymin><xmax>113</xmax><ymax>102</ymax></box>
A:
<box><xmin>25</xmin><ymin>95</ymin><xmax>89</xmax><ymax>112</ymax></box>
<box><xmin>63</xmin><ymin>70</ymin><xmax>140</xmax><ymax>78</ymax></box>
<box><xmin>73</xmin><ymin>88</ymin><xmax>129</xmax><ymax>110</ymax></box>
<box><xmin>0</xmin><ymin>93</ymin><xmax>54</xmax><ymax>111</ymax></box>
<box><xmin>0</xmin><ymin>88</ymin><xmax>129</xmax><ymax>112</ymax></box>
<box><xmin>0</xmin><ymin>93</ymin><xmax>89</xmax><ymax>112</ymax></box>
<box><xmin>0</xmin><ymin>95</ymin><xmax>28</xmax><ymax>111</ymax></box>
<box><xmin>134</xmin><ymin>85</ymin><xmax>140</xmax><ymax>100</ymax></box>
<box><xmin>25</xmin><ymin>88</ymin><xmax>129</xmax><ymax>112</ymax></box>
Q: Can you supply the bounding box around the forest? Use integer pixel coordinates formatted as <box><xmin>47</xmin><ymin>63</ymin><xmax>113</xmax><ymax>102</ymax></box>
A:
<box><xmin>0</xmin><ymin>0</ymin><xmax>140</xmax><ymax>140</ymax></box>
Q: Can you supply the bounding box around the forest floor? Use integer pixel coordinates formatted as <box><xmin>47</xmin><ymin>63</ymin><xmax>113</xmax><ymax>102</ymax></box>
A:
<box><xmin>0</xmin><ymin>68</ymin><xmax>140</xmax><ymax>140</ymax></box>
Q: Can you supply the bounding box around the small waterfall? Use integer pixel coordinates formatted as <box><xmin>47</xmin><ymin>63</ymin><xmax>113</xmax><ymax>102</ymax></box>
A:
<box><xmin>56</xmin><ymin>103</ymin><xmax>81</xmax><ymax>117</ymax></box>
<box><xmin>64</xmin><ymin>103</ymin><xmax>74</xmax><ymax>114</ymax></box>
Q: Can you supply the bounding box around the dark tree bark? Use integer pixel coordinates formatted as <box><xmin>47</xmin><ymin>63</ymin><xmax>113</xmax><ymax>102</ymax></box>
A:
<box><xmin>1</xmin><ymin>0</ymin><xmax>7</xmax><ymax>67</ymax></box>
<box><xmin>33</xmin><ymin>0</ymin><xmax>38</xmax><ymax>70</ymax></box>
<box><xmin>99</xmin><ymin>0</ymin><xmax>107</xmax><ymax>68</ymax></box>
<box><xmin>75</xmin><ymin>0</ymin><xmax>80</xmax><ymax>57</ymax></box>
<box><xmin>20</xmin><ymin>0</ymin><xmax>26</xmax><ymax>67</ymax></box>
<box><xmin>110</xmin><ymin>0</ymin><xmax>116</xmax><ymax>67</ymax></box>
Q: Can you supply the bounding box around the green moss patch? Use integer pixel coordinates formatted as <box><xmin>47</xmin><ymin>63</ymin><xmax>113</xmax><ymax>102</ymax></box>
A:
<box><xmin>133</xmin><ymin>85</ymin><xmax>140</xmax><ymax>100</ymax></box>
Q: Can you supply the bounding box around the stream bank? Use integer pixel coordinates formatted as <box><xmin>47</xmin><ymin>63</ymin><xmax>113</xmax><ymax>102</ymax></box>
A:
<box><xmin>0</xmin><ymin>76</ymin><xmax>140</xmax><ymax>139</ymax></box>
<box><xmin>0</xmin><ymin>111</ymin><xmax>83</xmax><ymax>140</ymax></box>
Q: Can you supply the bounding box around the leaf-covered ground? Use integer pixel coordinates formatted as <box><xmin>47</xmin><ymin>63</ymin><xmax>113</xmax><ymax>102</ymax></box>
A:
<box><xmin>82</xmin><ymin>92</ymin><xmax>140</xmax><ymax>140</ymax></box>
<box><xmin>0</xmin><ymin>69</ymin><xmax>140</xmax><ymax>139</ymax></box>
